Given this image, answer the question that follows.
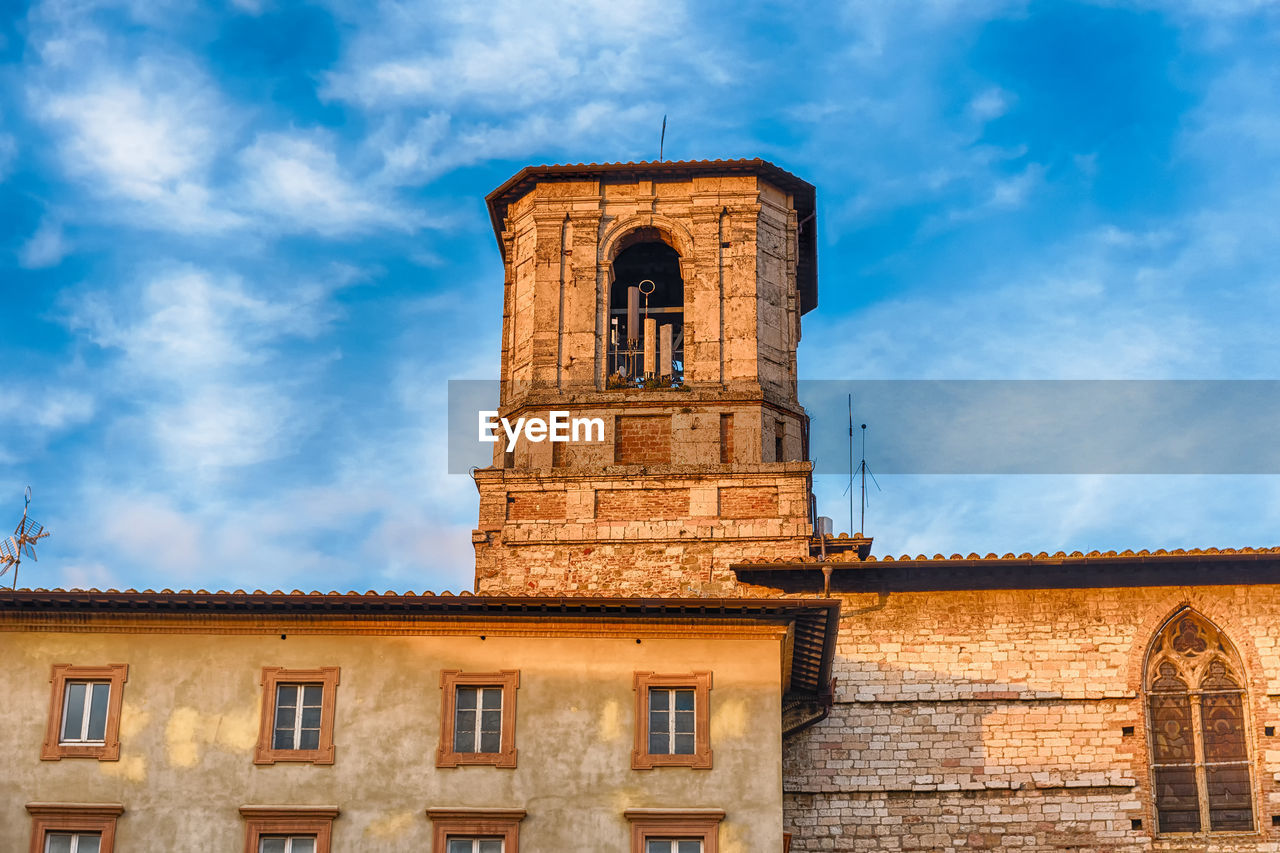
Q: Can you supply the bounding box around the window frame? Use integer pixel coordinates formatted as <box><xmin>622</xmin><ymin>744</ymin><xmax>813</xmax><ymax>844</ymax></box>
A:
<box><xmin>239</xmin><ymin>805</ymin><xmax>338</xmax><ymax>853</ymax></box>
<box><xmin>26</xmin><ymin>802</ymin><xmax>123</xmax><ymax>853</ymax></box>
<box><xmin>426</xmin><ymin>807</ymin><xmax>524</xmax><ymax>853</ymax></box>
<box><xmin>632</xmin><ymin>671</ymin><xmax>713</xmax><ymax>770</ymax></box>
<box><xmin>436</xmin><ymin>670</ymin><xmax>519</xmax><ymax>768</ymax></box>
<box><xmin>253</xmin><ymin>667</ymin><xmax>340</xmax><ymax>765</ymax></box>
<box><xmin>1144</xmin><ymin>611</ymin><xmax>1258</xmax><ymax>837</ymax></box>
<box><xmin>40</xmin><ymin>665</ymin><xmax>128</xmax><ymax>761</ymax></box>
<box><xmin>625</xmin><ymin>808</ymin><xmax>723</xmax><ymax>853</ymax></box>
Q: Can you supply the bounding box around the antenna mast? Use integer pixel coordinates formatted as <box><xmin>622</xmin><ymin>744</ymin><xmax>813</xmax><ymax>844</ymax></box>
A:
<box><xmin>847</xmin><ymin>394</ymin><xmax>854</xmax><ymax>535</ymax></box>
<box><xmin>0</xmin><ymin>486</ymin><xmax>51</xmax><ymax>589</ymax></box>
<box><xmin>659</xmin><ymin>114</ymin><xmax>667</xmax><ymax>161</ymax></box>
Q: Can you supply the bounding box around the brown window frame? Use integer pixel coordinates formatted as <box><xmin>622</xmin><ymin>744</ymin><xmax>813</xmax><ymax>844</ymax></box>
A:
<box><xmin>27</xmin><ymin>802</ymin><xmax>123</xmax><ymax>853</ymax></box>
<box><xmin>624</xmin><ymin>808</ymin><xmax>724</xmax><ymax>853</ymax></box>
<box><xmin>253</xmin><ymin>666</ymin><xmax>340</xmax><ymax>765</ymax></box>
<box><xmin>632</xmin><ymin>671</ymin><xmax>713</xmax><ymax>770</ymax></box>
<box><xmin>436</xmin><ymin>670</ymin><xmax>519</xmax><ymax>768</ymax></box>
<box><xmin>240</xmin><ymin>805</ymin><xmax>338</xmax><ymax>853</ymax></box>
<box><xmin>426</xmin><ymin>808</ymin><xmax>525</xmax><ymax>853</ymax></box>
<box><xmin>40</xmin><ymin>664</ymin><xmax>128</xmax><ymax>761</ymax></box>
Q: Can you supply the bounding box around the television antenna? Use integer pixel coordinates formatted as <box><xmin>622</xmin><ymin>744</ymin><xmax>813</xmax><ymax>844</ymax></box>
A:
<box><xmin>841</xmin><ymin>396</ymin><xmax>880</xmax><ymax>535</ymax></box>
<box><xmin>1</xmin><ymin>486</ymin><xmax>50</xmax><ymax>589</ymax></box>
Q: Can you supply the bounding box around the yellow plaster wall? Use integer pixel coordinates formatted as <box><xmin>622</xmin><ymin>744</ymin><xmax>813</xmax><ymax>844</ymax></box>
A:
<box><xmin>2</xmin><ymin>622</ymin><xmax>784</xmax><ymax>851</ymax></box>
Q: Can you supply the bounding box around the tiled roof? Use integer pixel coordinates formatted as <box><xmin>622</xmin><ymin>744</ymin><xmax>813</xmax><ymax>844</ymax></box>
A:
<box><xmin>0</xmin><ymin>589</ymin><xmax>839</xmax><ymax>696</ymax></box>
<box><xmin>737</xmin><ymin>545</ymin><xmax>1280</xmax><ymax>567</ymax></box>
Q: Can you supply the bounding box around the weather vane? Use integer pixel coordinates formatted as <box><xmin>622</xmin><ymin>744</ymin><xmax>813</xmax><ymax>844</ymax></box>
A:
<box><xmin>0</xmin><ymin>486</ymin><xmax>50</xmax><ymax>589</ymax></box>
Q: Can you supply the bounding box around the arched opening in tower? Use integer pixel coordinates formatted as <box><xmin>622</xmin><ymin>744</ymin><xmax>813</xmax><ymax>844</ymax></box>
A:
<box><xmin>608</xmin><ymin>234</ymin><xmax>684</xmax><ymax>387</ymax></box>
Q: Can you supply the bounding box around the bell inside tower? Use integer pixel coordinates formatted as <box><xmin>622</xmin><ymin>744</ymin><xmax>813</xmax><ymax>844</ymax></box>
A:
<box><xmin>607</xmin><ymin>230</ymin><xmax>684</xmax><ymax>387</ymax></box>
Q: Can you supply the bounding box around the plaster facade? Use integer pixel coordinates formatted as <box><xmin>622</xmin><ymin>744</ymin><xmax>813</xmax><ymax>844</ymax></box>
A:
<box><xmin>0</xmin><ymin>600</ymin><xmax>820</xmax><ymax>852</ymax></box>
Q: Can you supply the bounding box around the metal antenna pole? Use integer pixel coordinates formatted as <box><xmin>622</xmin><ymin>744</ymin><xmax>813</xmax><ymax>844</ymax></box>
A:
<box><xmin>848</xmin><ymin>394</ymin><xmax>854</xmax><ymax>536</ymax></box>
<box><xmin>860</xmin><ymin>424</ymin><xmax>867</xmax><ymax>536</ymax></box>
<box><xmin>660</xmin><ymin>115</ymin><xmax>667</xmax><ymax>161</ymax></box>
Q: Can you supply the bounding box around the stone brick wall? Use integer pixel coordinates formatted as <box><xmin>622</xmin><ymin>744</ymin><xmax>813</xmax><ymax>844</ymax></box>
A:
<box><xmin>506</xmin><ymin>491</ymin><xmax>566</xmax><ymax>521</ymax></box>
<box><xmin>720</xmin><ymin>486</ymin><xmax>779</xmax><ymax>519</ymax></box>
<box><xmin>596</xmin><ymin>487</ymin><xmax>689</xmax><ymax>520</ymax></box>
<box><xmin>473</xmin><ymin>464</ymin><xmax>814</xmax><ymax>594</ymax></box>
<box><xmin>781</xmin><ymin>585</ymin><xmax>1280</xmax><ymax>852</ymax></box>
<box><xmin>615</xmin><ymin>415</ymin><xmax>671</xmax><ymax>464</ymax></box>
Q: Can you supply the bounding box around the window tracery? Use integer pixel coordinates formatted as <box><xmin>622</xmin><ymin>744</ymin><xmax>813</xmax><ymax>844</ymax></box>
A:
<box><xmin>1145</xmin><ymin>611</ymin><xmax>1254</xmax><ymax>834</ymax></box>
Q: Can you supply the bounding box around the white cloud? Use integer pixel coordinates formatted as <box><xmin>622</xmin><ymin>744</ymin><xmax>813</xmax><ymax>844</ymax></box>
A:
<box><xmin>65</xmin><ymin>265</ymin><xmax>343</xmax><ymax>470</ymax></box>
<box><xmin>19</xmin><ymin>217</ymin><xmax>68</xmax><ymax>268</ymax></box>
<box><xmin>239</xmin><ymin>132</ymin><xmax>423</xmax><ymax>234</ymax></box>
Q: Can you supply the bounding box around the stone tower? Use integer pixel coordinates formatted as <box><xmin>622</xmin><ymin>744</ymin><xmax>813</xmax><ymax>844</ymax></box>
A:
<box><xmin>472</xmin><ymin>159</ymin><xmax>821</xmax><ymax>594</ymax></box>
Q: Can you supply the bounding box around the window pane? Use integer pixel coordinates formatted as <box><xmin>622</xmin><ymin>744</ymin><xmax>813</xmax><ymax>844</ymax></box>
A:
<box><xmin>276</xmin><ymin>684</ymin><xmax>298</xmax><ymax>708</ymax></box>
<box><xmin>1148</xmin><ymin>694</ymin><xmax>1194</xmax><ymax>762</ymax></box>
<box><xmin>77</xmin><ymin>836</ymin><xmax>101</xmax><ymax>853</ymax></box>
<box><xmin>481</xmin><ymin>688</ymin><xmax>502</xmax><ymax>711</ymax></box>
<box><xmin>87</xmin><ymin>682</ymin><xmax>111</xmax><ymax>741</ymax></box>
<box><xmin>674</xmin><ymin>709</ymin><xmax>695</xmax><ymax>735</ymax></box>
<box><xmin>45</xmin><ymin>834</ymin><xmax>73</xmax><ymax>853</ymax></box>
<box><xmin>480</xmin><ymin>728</ymin><xmax>501</xmax><ymax>753</ymax></box>
<box><xmin>259</xmin><ymin>839</ymin><xmax>287</xmax><ymax>853</ymax></box>
<box><xmin>1207</xmin><ymin>763</ymin><xmax>1254</xmax><ymax>831</ymax></box>
<box><xmin>674</xmin><ymin>689</ymin><xmax>694</xmax><ymax>712</ymax></box>
<box><xmin>649</xmin><ymin>729</ymin><xmax>670</xmax><ymax>754</ymax></box>
<box><xmin>291</xmin><ymin>838</ymin><xmax>316</xmax><ymax>853</ymax></box>
<box><xmin>275</xmin><ymin>704</ymin><xmax>297</xmax><ymax>730</ymax></box>
<box><xmin>1202</xmin><ymin>692</ymin><xmax>1248</xmax><ymax>762</ymax></box>
<box><xmin>301</xmin><ymin>705</ymin><xmax>322</xmax><ymax>729</ymax></box>
<box><xmin>1154</xmin><ymin>766</ymin><xmax>1201</xmax><ymax>833</ymax></box>
<box><xmin>480</xmin><ymin>708</ymin><xmax>502</xmax><ymax>752</ymax></box>
<box><xmin>649</xmin><ymin>709</ymin><xmax>668</xmax><ymax>734</ymax></box>
<box><xmin>299</xmin><ymin>728</ymin><xmax>320</xmax><ymax>750</ymax></box>
<box><xmin>302</xmin><ymin>685</ymin><xmax>323</xmax><ymax>706</ymax></box>
<box><xmin>649</xmin><ymin>689</ymin><xmax>669</xmax><ymax>712</ymax></box>
<box><xmin>447</xmin><ymin>840</ymin><xmax>472</xmax><ymax>853</ymax></box>
<box><xmin>455</xmin><ymin>708</ymin><xmax>477</xmax><ymax>752</ymax></box>
<box><xmin>62</xmin><ymin>682</ymin><xmax>86</xmax><ymax>740</ymax></box>
<box><xmin>479</xmin><ymin>841</ymin><xmax>503</xmax><ymax>853</ymax></box>
<box><xmin>677</xmin><ymin>842</ymin><xmax>702</xmax><ymax>853</ymax></box>
<box><xmin>674</xmin><ymin>733</ymin><xmax>696</xmax><ymax>754</ymax></box>
<box><xmin>457</xmin><ymin>687</ymin><xmax>478</xmax><ymax>710</ymax></box>
<box><xmin>645</xmin><ymin>842</ymin><xmax>670</xmax><ymax>853</ymax></box>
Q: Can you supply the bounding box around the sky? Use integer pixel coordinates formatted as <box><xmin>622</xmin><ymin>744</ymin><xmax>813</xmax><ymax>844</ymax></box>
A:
<box><xmin>3</xmin><ymin>0</ymin><xmax>1280</xmax><ymax>594</ymax></box>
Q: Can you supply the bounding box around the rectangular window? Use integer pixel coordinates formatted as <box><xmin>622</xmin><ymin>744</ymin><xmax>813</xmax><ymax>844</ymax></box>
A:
<box><xmin>427</xmin><ymin>809</ymin><xmax>523</xmax><ymax>853</ymax></box>
<box><xmin>254</xmin><ymin>667</ymin><xmax>340</xmax><ymax>765</ymax></box>
<box><xmin>272</xmin><ymin>684</ymin><xmax>324</xmax><ymax>751</ymax></box>
<box><xmin>45</xmin><ymin>833</ymin><xmax>101</xmax><ymax>853</ymax></box>
<box><xmin>646</xmin><ymin>842</ymin><xmax>702</xmax><ymax>853</ymax></box>
<box><xmin>626</xmin><ymin>809</ymin><xmax>722</xmax><ymax>853</ymax></box>
<box><xmin>447</xmin><ymin>839</ymin><xmax>504</xmax><ymax>853</ymax></box>
<box><xmin>259</xmin><ymin>837</ymin><xmax>315</xmax><ymax>853</ymax></box>
<box><xmin>27</xmin><ymin>803</ymin><xmax>122</xmax><ymax>853</ymax></box>
<box><xmin>240</xmin><ymin>806</ymin><xmax>336</xmax><ymax>853</ymax></box>
<box><xmin>437</xmin><ymin>671</ymin><xmax>519</xmax><ymax>768</ymax></box>
<box><xmin>632</xmin><ymin>672</ymin><xmax>713</xmax><ymax>770</ymax></box>
<box><xmin>647</xmin><ymin>688</ymin><xmax>696</xmax><ymax>755</ymax></box>
<box><xmin>41</xmin><ymin>664</ymin><xmax>128</xmax><ymax>761</ymax></box>
<box><xmin>60</xmin><ymin>683</ymin><xmax>111</xmax><ymax>745</ymax></box>
<box><xmin>454</xmin><ymin>687</ymin><xmax>503</xmax><ymax>754</ymax></box>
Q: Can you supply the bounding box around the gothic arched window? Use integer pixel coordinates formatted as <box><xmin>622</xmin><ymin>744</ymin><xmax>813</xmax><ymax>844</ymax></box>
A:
<box><xmin>1145</xmin><ymin>610</ymin><xmax>1255</xmax><ymax>834</ymax></box>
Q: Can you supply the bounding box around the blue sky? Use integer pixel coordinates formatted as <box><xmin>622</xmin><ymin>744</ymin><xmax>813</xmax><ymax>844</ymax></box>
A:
<box><xmin>3</xmin><ymin>0</ymin><xmax>1280</xmax><ymax>593</ymax></box>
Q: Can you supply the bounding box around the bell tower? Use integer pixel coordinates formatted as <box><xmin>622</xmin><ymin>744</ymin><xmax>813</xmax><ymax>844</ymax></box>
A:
<box><xmin>473</xmin><ymin>159</ymin><xmax>820</xmax><ymax>594</ymax></box>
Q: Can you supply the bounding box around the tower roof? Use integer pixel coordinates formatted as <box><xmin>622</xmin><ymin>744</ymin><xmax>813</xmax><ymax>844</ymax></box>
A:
<box><xmin>486</xmin><ymin>158</ymin><xmax>818</xmax><ymax>313</ymax></box>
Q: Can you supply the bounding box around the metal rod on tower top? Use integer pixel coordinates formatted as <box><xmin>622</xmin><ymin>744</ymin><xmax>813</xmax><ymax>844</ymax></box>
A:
<box><xmin>660</xmin><ymin>115</ymin><xmax>667</xmax><ymax>161</ymax></box>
